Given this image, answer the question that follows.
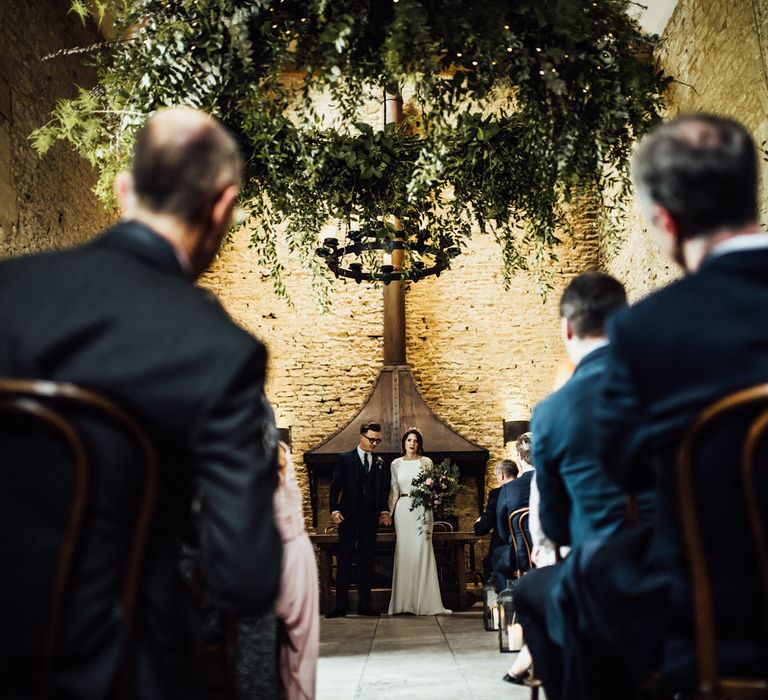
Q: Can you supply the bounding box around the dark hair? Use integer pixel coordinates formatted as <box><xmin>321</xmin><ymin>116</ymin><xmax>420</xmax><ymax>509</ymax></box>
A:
<box><xmin>560</xmin><ymin>271</ymin><xmax>627</xmax><ymax>338</ymax></box>
<box><xmin>360</xmin><ymin>422</ymin><xmax>381</xmax><ymax>435</ymax></box>
<box><xmin>401</xmin><ymin>428</ymin><xmax>424</xmax><ymax>456</ymax></box>
<box><xmin>495</xmin><ymin>459</ymin><xmax>518</xmax><ymax>480</ymax></box>
<box><xmin>132</xmin><ymin>113</ymin><xmax>241</xmax><ymax>225</ymax></box>
<box><xmin>632</xmin><ymin>114</ymin><xmax>758</xmax><ymax>238</ymax></box>
<box><xmin>516</xmin><ymin>432</ymin><xmax>533</xmax><ymax>466</ymax></box>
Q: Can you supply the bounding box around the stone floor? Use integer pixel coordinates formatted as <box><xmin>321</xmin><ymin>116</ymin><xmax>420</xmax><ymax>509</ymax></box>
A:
<box><xmin>317</xmin><ymin>608</ymin><xmax>539</xmax><ymax>700</ymax></box>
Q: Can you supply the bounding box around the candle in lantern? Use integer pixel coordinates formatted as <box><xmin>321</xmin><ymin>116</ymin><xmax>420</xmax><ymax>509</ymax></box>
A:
<box><xmin>508</xmin><ymin>622</ymin><xmax>523</xmax><ymax>651</ymax></box>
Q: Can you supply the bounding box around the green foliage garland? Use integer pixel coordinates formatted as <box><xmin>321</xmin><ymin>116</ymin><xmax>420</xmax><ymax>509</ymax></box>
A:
<box><xmin>32</xmin><ymin>0</ymin><xmax>670</xmax><ymax>302</ymax></box>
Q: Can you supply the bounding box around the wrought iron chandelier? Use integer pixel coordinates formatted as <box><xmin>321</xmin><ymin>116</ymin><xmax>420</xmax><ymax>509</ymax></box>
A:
<box><xmin>315</xmin><ymin>224</ymin><xmax>461</xmax><ymax>284</ymax></box>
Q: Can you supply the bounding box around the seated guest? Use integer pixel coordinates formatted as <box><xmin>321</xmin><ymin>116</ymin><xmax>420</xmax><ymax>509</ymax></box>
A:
<box><xmin>474</xmin><ymin>459</ymin><xmax>518</xmax><ymax>582</ymax></box>
<box><xmin>0</xmin><ymin>107</ymin><xmax>281</xmax><ymax>698</ymax></box>
<box><xmin>502</xmin><ymin>470</ymin><xmax>546</xmax><ymax>686</ymax></box>
<box><xmin>494</xmin><ymin>433</ymin><xmax>535</xmax><ymax>586</ymax></box>
<box><xmin>518</xmin><ymin>114</ymin><xmax>768</xmax><ymax>700</ymax></box>
<box><xmin>274</xmin><ymin>442</ymin><xmax>319</xmax><ymax>700</ymax></box>
<box><xmin>533</xmin><ymin>271</ymin><xmax>634</xmax><ymax>548</ymax></box>
<box><xmin>513</xmin><ymin>272</ymin><xmax>634</xmax><ymax>697</ymax></box>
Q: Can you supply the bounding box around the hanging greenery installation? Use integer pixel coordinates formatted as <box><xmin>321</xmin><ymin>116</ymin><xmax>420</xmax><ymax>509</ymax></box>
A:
<box><xmin>32</xmin><ymin>0</ymin><xmax>670</xmax><ymax>300</ymax></box>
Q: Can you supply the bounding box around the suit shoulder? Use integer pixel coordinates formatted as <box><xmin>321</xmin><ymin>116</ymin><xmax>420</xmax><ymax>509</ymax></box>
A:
<box><xmin>610</xmin><ymin>274</ymin><xmax>698</xmax><ymax>339</ymax></box>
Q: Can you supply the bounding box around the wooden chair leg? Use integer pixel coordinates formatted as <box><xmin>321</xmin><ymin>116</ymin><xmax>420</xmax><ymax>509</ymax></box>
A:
<box><xmin>526</xmin><ymin>661</ymin><xmax>543</xmax><ymax>700</ymax></box>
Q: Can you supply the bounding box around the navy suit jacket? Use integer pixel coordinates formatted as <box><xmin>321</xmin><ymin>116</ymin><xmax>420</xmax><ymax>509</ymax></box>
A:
<box><xmin>531</xmin><ymin>345</ymin><xmax>629</xmax><ymax>547</ymax></box>
<box><xmin>474</xmin><ymin>486</ymin><xmax>503</xmax><ymax>552</ymax></box>
<box><xmin>496</xmin><ymin>470</ymin><xmax>534</xmax><ymax>570</ymax></box>
<box><xmin>579</xmin><ymin>247</ymin><xmax>768</xmax><ymax>682</ymax></box>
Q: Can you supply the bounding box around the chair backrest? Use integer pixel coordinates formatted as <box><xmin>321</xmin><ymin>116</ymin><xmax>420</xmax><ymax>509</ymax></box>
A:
<box><xmin>433</xmin><ymin>520</ymin><xmax>454</xmax><ymax>533</ymax></box>
<box><xmin>677</xmin><ymin>383</ymin><xmax>768</xmax><ymax>698</ymax></box>
<box><xmin>0</xmin><ymin>379</ymin><xmax>158</xmax><ymax>700</ymax></box>
<box><xmin>508</xmin><ymin>508</ymin><xmax>532</xmax><ymax>575</ymax></box>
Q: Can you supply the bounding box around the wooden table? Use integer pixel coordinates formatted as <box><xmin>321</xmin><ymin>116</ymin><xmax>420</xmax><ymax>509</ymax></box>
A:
<box><xmin>309</xmin><ymin>531</ymin><xmax>481</xmax><ymax>613</ymax></box>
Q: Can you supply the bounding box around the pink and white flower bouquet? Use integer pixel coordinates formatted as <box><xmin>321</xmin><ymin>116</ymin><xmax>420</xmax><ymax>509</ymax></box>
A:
<box><xmin>409</xmin><ymin>458</ymin><xmax>461</xmax><ymax>526</ymax></box>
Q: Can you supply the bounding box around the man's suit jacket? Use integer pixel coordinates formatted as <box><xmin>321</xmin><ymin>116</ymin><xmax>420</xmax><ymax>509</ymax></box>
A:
<box><xmin>474</xmin><ymin>486</ymin><xmax>503</xmax><ymax>552</ymax></box>
<box><xmin>0</xmin><ymin>221</ymin><xmax>282</xmax><ymax>699</ymax></box>
<box><xmin>581</xmin><ymin>247</ymin><xmax>768</xmax><ymax>683</ymax></box>
<box><xmin>531</xmin><ymin>345</ymin><xmax>629</xmax><ymax>548</ymax></box>
<box><xmin>329</xmin><ymin>448</ymin><xmax>389</xmax><ymax>519</ymax></box>
<box><xmin>496</xmin><ymin>470</ymin><xmax>534</xmax><ymax>570</ymax></box>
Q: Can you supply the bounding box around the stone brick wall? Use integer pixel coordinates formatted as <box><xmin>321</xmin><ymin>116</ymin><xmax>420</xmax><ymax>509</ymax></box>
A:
<box><xmin>604</xmin><ymin>0</ymin><xmax>768</xmax><ymax>301</ymax></box>
<box><xmin>204</xmin><ymin>210</ymin><xmax>601</xmax><ymax>530</ymax></box>
<box><xmin>0</xmin><ymin>1</ymin><xmax>111</xmax><ymax>259</ymax></box>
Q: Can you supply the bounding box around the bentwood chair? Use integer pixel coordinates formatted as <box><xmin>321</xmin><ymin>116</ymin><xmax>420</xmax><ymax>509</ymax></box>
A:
<box><xmin>508</xmin><ymin>507</ymin><xmax>533</xmax><ymax>577</ymax></box>
<box><xmin>670</xmin><ymin>383</ymin><xmax>768</xmax><ymax>699</ymax></box>
<box><xmin>0</xmin><ymin>379</ymin><xmax>159</xmax><ymax>700</ymax></box>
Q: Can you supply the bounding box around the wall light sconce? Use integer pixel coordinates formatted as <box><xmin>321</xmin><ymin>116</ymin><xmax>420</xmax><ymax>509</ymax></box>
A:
<box><xmin>277</xmin><ymin>426</ymin><xmax>292</xmax><ymax>449</ymax></box>
<box><xmin>502</xmin><ymin>420</ymin><xmax>530</xmax><ymax>446</ymax></box>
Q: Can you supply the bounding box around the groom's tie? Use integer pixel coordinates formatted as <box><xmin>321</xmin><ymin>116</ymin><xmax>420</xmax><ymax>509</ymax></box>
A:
<box><xmin>364</xmin><ymin>453</ymin><xmax>370</xmax><ymax>474</ymax></box>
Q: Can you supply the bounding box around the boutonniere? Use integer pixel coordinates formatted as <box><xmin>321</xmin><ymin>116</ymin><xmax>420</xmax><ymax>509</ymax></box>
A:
<box><xmin>374</xmin><ymin>456</ymin><xmax>384</xmax><ymax>469</ymax></box>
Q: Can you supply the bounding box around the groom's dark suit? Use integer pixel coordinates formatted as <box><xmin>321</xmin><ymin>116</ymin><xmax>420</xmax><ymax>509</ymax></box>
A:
<box><xmin>0</xmin><ymin>221</ymin><xmax>281</xmax><ymax>699</ymax></box>
<box><xmin>329</xmin><ymin>448</ymin><xmax>389</xmax><ymax>612</ymax></box>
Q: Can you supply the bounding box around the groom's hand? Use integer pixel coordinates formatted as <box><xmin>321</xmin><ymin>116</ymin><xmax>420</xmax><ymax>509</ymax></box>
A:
<box><xmin>379</xmin><ymin>512</ymin><xmax>392</xmax><ymax>527</ymax></box>
<box><xmin>331</xmin><ymin>510</ymin><xmax>343</xmax><ymax>525</ymax></box>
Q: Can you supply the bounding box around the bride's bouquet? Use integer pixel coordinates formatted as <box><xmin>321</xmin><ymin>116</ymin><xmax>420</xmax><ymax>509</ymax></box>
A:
<box><xmin>409</xmin><ymin>458</ymin><xmax>461</xmax><ymax>527</ymax></box>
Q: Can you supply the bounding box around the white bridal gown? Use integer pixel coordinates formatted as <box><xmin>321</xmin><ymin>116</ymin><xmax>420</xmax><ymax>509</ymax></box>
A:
<box><xmin>387</xmin><ymin>456</ymin><xmax>451</xmax><ymax>615</ymax></box>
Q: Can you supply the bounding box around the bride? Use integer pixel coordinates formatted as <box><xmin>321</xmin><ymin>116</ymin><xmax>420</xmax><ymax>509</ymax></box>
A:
<box><xmin>387</xmin><ymin>428</ymin><xmax>451</xmax><ymax>615</ymax></box>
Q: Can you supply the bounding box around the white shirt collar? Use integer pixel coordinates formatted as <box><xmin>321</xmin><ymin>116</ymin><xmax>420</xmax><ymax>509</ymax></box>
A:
<box><xmin>357</xmin><ymin>445</ymin><xmax>372</xmax><ymax>463</ymax></box>
<box><xmin>707</xmin><ymin>232</ymin><xmax>768</xmax><ymax>259</ymax></box>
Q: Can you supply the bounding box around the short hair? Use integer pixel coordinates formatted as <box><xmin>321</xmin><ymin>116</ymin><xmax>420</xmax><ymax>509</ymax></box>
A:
<box><xmin>360</xmin><ymin>422</ymin><xmax>381</xmax><ymax>435</ymax></box>
<box><xmin>494</xmin><ymin>459</ymin><xmax>518</xmax><ymax>480</ymax></box>
<box><xmin>400</xmin><ymin>428</ymin><xmax>424</xmax><ymax>456</ymax></box>
<box><xmin>132</xmin><ymin>112</ymin><xmax>241</xmax><ymax>225</ymax></box>
<box><xmin>516</xmin><ymin>432</ymin><xmax>533</xmax><ymax>466</ymax></box>
<box><xmin>632</xmin><ymin>114</ymin><xmax>758</xmax><ymax>239</ymax></box>
<box><xmin>559</xmin><ymin>271</ymin><xmax>627</xmax><ymax>338</ymax></box>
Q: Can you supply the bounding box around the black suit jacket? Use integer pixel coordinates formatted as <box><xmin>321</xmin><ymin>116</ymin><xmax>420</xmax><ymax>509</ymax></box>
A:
<box><xmin>531</xmin><ymin>345</ymin><xmax>630</xmax><ymax>548</ymax></box>
<box><xmin>496</xmin><ymin>471</ymin><xmax>534</xmax><ymax>542</ymax></box>
<box><xmin>496</xmin><ymin>470</ymin><xmax>534</xmax><ymax>570</ymax></box>
<box><xmin>474</xmin><ymin>486</ymin><xmax>503</xmax><ymax>552</ymax></box>
<box><xmin>329</xmin><ymin>448</ymin><xmax>389</xmax><ymax>519</ymax></box>
<box><xmin>584</xmin><ymin>247</ymin><xmax>768</xmax><ymax>682</ymax></box>
<box><xmin>0</xmin><ymin>222</ymin><xmax>282</xmax><ymax>699</ymax></box>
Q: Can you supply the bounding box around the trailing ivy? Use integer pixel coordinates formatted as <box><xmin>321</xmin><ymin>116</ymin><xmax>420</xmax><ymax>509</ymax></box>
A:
<box><xmin>32</xmin><ymin>0</ymin><xmax>670</xmax><ymax>301</ymax></box>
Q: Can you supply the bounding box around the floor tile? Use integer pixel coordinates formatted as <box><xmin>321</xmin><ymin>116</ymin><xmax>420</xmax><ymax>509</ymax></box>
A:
<box><xmin>317</xmin><ymin>609</ymin><xmax>543</xmax><ymax>699</ymax></box>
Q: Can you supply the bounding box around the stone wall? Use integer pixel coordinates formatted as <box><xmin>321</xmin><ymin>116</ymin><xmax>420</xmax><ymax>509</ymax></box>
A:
<box><xmin>204</xmin><ymin>210</ymin><xmax>601</xmax><ymax>530</ymax></box>
<box><xmin>604</xmin><ymin>0</ymin><xmax>768</xmax><ymax>301</ymax></box>
<box><xmin>0</xmin><ymin>1</ymin><xmax>111</xmax><ymax>258</ymax></box>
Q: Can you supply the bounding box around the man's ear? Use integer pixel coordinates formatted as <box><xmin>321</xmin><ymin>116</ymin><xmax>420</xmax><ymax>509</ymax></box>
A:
<box><xmin>114</xmin><ymin>172</ymin><xmax>136</xmax><ymax>218</ymax></box>
<box><xmin>210</xmin><ymin>184</ymin><xmax>239</xmax><ymax>235</ymax></box>
<box><xmin>652</xmin><ymin>204</ymin><xmax>683</xmax><ymax>241</ymax></box>
<box><xmin>561</xmin><ymin>316</ymin><xmax>573</xmax><ymax>342</ymax></box>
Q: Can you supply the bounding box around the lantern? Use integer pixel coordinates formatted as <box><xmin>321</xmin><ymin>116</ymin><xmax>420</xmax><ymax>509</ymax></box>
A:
<box><xmin>497</xmin><ymin>579</ymin><xmax>522</xmax><ymax>653</ymax></box>
<box><xmin>483</xmin><ymin>580</ymin><xmax>499</xmax><ymax>631</ymax></box>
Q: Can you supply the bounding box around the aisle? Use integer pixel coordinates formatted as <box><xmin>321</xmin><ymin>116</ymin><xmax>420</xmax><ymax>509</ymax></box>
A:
<box><xmin>317</xmin><ymin>610</ymin><xmax>535</xmax><ymax>700</ymax></box>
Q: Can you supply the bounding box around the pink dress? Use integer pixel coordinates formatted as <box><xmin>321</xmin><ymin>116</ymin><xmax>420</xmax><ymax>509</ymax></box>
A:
<box><xmin>274</xmin><ymin>448</ymin><xmax>319</xmax><ymax>700</ymax></box>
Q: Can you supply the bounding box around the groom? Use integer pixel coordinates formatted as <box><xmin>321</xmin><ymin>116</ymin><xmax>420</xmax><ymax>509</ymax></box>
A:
<box><xmin>326</xmin><ymin>422</ymin><xmax>392</xmax><ymax>618</ymax></box>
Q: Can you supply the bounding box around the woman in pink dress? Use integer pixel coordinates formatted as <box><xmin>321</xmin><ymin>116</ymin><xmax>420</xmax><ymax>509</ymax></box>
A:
<box><xmin>274</xmin><ymin>443</ymin><xmax>320</xmax><ymax>700</ymax></box>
